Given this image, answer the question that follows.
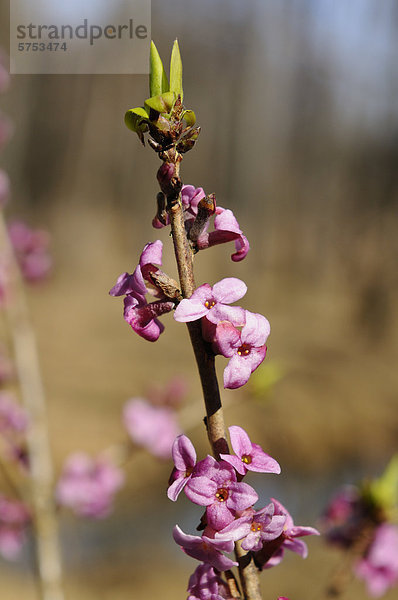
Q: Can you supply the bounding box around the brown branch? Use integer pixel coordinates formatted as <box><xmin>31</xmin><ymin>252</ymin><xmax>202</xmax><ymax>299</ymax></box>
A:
<box><xmin>166</xmin><ymin>182</ymin><xmax>262</xmax><ymax>600</ymax></box>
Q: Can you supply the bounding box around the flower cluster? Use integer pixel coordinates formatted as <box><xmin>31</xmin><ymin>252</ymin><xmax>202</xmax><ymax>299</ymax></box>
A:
<box><xmin>321</xmin><ymin>455</ymin><xmax>398</xmax><ymax>597</ymax></box>
<box><xmin>169</xmin><ymin>426</ymin><xmax>319</xmax><ymax>598</ymax></box>
<box><xmin>110</xmin><ymin>185</ymin><xmax>269</xmax><ymax>389</ymax></box>
<box><xmin>153</xmin><ymin>184</ymin><xmax>249</xmax><ymax>262</ymax></box>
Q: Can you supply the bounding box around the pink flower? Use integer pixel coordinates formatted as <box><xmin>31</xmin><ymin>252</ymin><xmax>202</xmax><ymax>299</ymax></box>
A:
<box><xmin>168</xmin><ymin>435</ymin><xmax>197</xmax><ymax>501</ymax></box>
<box><xmin>216</xmin><ymin>311</ymin><xmax>270</xmax><ymax>389</ymax></box>
<box><xmin>153</xmin><ymin>184</ymin><xmax>250</xmax><ymax>262</ymax></box>
<box><xmin>355</xmin><ymin>524</ymin><xmax>398</xmax><ymax>597</ymax></box>
<box><xmin>216</xmin><ymin>503</ymin><xmax>286</xmax><ymax>552</ymax></box>
<box><xmin>56</xmin><ymin>453</ymin><xmax>124</xmax><ymax>519</ymax></box>
<box><xmin>185</xmin><ymin>455</ymin><xmax>258</xmax><ymax>530</ymax></box>
<box><xmin>220</xmin><ymin>425</ymin><xmax>280</xmax><ymax>476</ymax></box>
<box><xmin>123</xmin><ymin>398</ymin><xmax>181</xmax><ymax>460</ymax></box>
<box><xmin>7</xmin><ymin>221</ymin><xmax>52</xmax><ymax>282</ymax></box>
<box><xmin>187</xmin><ymin>563</ymin><xmax>232</xmax><ymax>600</ymax></box>
<box><xmin>0</xmin><ymin>169</ymin><xmax>10</xmax><ymax>208</ymax></box>
<box><xmin>197</xmin><ymin>207</ymin><xmax>250</xmax><ymax>262</ymax></box>
<box><xmin>173</xmin><ymin>525</ymin><xmax>238</xmax><ymax>571</ymax></box>
<box><xmin>0</xmin><ymin>496</ymin><xmax>31</xmax><ymax>560</ymax></box>
<box><xmin>253</xmin><ymin>498</ymin><xmax>320</xmax><ymax>570</ymax></box>
<box><xmin>123</xmin><ymin>295</ymin><xmax>174</xmax><ymax>342</ymax></box>
<box><xmin>174</xmin><ymin>278</ymin><xmax>246</xmax><ymax>325</ymax></box>
<box><xmin>110</xmin><ymin>241</ymin><xmax>175</xmax><ymax>342</ymax></box>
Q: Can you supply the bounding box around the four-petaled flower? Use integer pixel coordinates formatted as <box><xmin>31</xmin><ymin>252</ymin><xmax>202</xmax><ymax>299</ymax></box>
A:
<box><xmin>253</xmin><ymin>498</ymin><xmax>320</xmax><ymax>569</ymax></box>
<box><xmin>216</xmin><ymin>311</ymin><xmax>270</xmax><ymax>389</ymax></box>
<box><xmin>215</xmin><ymin>503</ymin><xmax>286</xmax><ymax>552</ymax></box>
<box><xmin>185</xmin><ymin>455</ymin><xmax>258</xmax><ymax>530</ymax></box>
<box><xmin>174</xmin><ymin>278</ymin><xmax>246</xmax><ymax>326</ymax></box>
<box><xmin>220</xmin><ymin>425</ymin><xmax>280</xmax><ymax>476</ymax></box>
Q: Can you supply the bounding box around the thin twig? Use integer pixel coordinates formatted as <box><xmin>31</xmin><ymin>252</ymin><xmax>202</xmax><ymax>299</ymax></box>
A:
<box><xmin>0</xmin><ymin>213</ymin><xmax>65</xmax><ymax>600</ymax></box>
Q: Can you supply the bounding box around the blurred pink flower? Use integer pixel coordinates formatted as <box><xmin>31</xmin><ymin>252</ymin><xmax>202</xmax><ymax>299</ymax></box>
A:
<box><xmin>123</xmin><ymin>398</ymin><xmax>181</xmax><ymax>460</ymax></box>
<box><xmin>0</xmin><ymin>392</ymin><xmax>29</xmax><ymax>436</ymax></box>
<box><xmin>56</xmin><ymin>452</ymin><xmax>124</xmax><ymax>519</ymax></box>
<box><xmin>355</xmin><ymin>524</ymin><xmax>398</xmax><ymax>597</ymax></box>
<box><xmin>7</xmin><ymin>221</ymin><xmax>52</xmax><ymax>282</ymax></box>
<box><xmin>0</xmin><ymin>495</ymin><xmax>31</xmax><ymax>560</ymax></box>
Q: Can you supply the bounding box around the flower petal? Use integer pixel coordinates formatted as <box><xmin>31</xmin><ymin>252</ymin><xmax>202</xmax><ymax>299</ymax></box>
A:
<box><xmin>172</xmin><ymin>435</ymin><xmax>196</xmax><ymax>471</ymax></box>
<box><xmin>223</xmin><ymin>355</ymin><xmax>252</xmax><ymax>389</ymax></box>
<box><xmin>212</xmin><ymin>278</ymin><xmax>247</xmax><ymax>304</ymax></box>
<box><xmin>229</xmin><ymin>425</ymin><xmax>252</xmax><ymax>457</ymax></box>
<box><xmin>241</xmin><ymin>311</ymin><xmax>270</xmax><ymax>347</ymax></box>
<box><xmin>174</xmin><ymin>298</ymin><xmax>209</xmax><ymax>322</ymax></box>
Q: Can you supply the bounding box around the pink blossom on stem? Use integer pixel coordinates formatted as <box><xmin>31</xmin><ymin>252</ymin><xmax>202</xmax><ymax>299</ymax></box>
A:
<box><xmin>215</xmin><ymin>503</ymin><xmax>286</xmax><ymax>552</ymax></box>
<box><xmin>187</xmin><ymin>563</ymin><xmax>232</xmax><ymax>600</ymax></box>
<box><xmin>168</xmin><ymin>434</ymin><xmax>197</xmax><ymax>501</ymax></box>
<box><xmin>110</xmin><ymin>241</ymin><xmax>175</xmax><ymax>341</ymax></box>
<box><xmin>56</xmin><ymin>452</ymin><xmax>124</xmax><ymax>519</ymax></box>
<box><xmin>216</xmin><ymin>311</ymin><xmax>270</xmax><ymax>389</ymax></box>
<box><xmin>220</xmin><ymin>425</ymin><xmax>280</xmax><ymax>476</ymax></box>
<box><xmin>123</xmin><ymin>398</ymin><xmax>181</xmax><ymax>460</ymax></box>
<box><xmin>185</xmin><ymin>455</ymin><xmax>258</xmax><ymax>530</ymax></box>
<box><xmin>253</xmin><ymin>498</ymin><xmax>320</xmax><ymax>570</ymax></box>
<box><xmin>7</xmin><ymin>221</ymin><xmax>52</xmax><ymax>282</ymax></box>
<box><xmin>123</xmin><ymin>295</ymin><xmax>174</xmax><ymax>342</ymax></box>
<box><xmin>0</xmin><ymin>495</ymin><xmax>31</xmax><ymax>560</ymax></box>
<box><xmin>174</xmin><ymin>278</ymin><xmax>246</xmax><ymax>325</ymax></box>
<box><xmin>355</xmin><ymin>524</ymin><xmax>398</xmax><ymax>597</ymax></box>
<box><xmin>197</xmin><ymin>207</ymin><xmax>250</xmax><ymax>262</ymax></box>
<box><xmin>173</xmin><ymin>525</ymin><xmax>238</xmax><ymax>571</ymax></box>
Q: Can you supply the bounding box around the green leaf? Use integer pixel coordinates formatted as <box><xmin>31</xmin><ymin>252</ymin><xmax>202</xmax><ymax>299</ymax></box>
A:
<box><xmin>150</xmin><ymin>41</ymin><xmax>169</xmax><ymax>97</ymax></box>
<box><xmin>169</xmin><ymin>39</ymin><xmax>183</xmax><ymax>101</ymax></box>
<box><xmin>124</xmin><ymin>107</ymin><xmax>149</xmax><ymax>132</ymax></box>
<box><xmin>370</xmin><ymin>454</ymin><xmax>398</xmax><ymax>512</ymax></box>
<box><xmin>145</xmin><ymin>92</ymin><xmax>176</xmax><ymax>114</ymax></box>
<box><xmin>182</xmin><ymin>109</ymin><xmax>196</xmax><ymax>127</ymax></box>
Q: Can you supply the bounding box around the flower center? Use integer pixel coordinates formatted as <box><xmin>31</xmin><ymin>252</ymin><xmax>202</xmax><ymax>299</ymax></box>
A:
<box><xmin>185</xmin><ymin>466</ymin><xmax>193</xmax><ymax>478</ymax></box>
<box><xmin>204</xmin><ymin>299</ymin><xmax>216</xmax><ymax>309</ymax></box>
<box><xmin>251</xmin><ymin>521</ymin><xmax>262</xmax><ymax>532</ymax></box>
<box><xmin>237</xmin><ymin>344</ymin><xmax>251</xmax><ymax>356</ymax></box>
<box><xmin>241</xmin><ymin>454</ymin><xmax>252</xmax><ymax>465</ymax></box>
<box><xmin>215</xmin><ymin>487</ymin><xmax>229</xmax><ymax>502</ymax></box>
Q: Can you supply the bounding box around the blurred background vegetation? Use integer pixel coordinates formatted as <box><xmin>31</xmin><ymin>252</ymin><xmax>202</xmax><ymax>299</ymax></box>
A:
<box><xmin>0</xmin><ymin>0</ymin><xmax>397</xmax><ymax>598</ymax></box>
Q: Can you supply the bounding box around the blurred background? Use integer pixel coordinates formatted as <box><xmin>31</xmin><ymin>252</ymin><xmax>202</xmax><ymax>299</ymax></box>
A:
<box><xmin>0</xmin><ymin>0</ymin><xmax>398</xmax><ymax>598</ymax></box>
